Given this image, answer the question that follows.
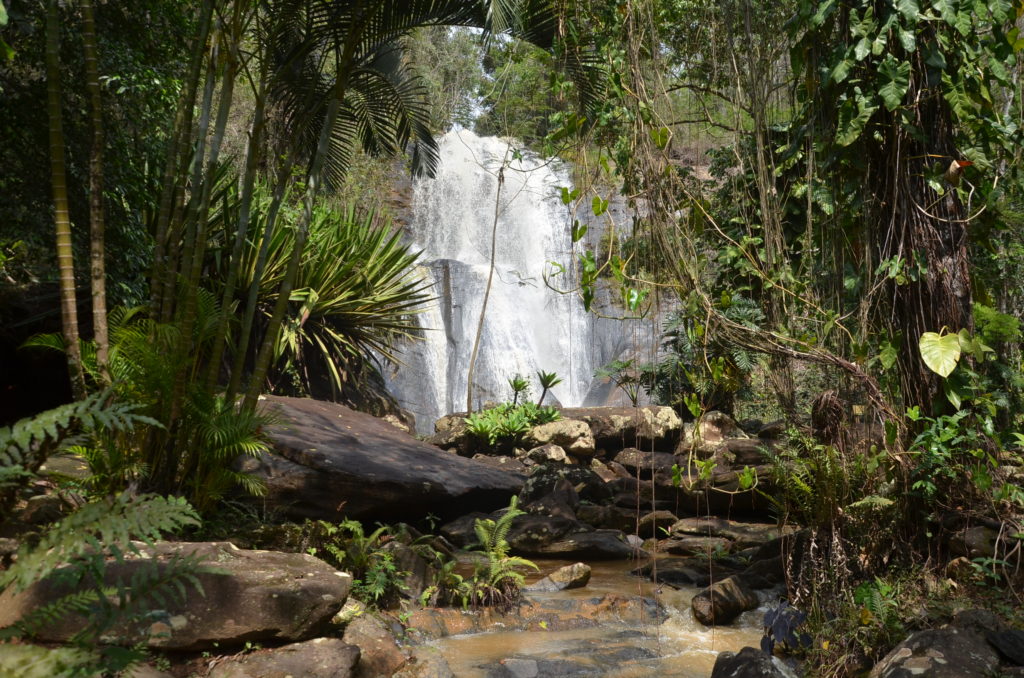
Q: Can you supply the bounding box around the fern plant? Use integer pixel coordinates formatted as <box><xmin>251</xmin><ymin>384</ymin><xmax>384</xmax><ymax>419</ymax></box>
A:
<box><xmin>469</xmin><ymin>496</ymin><xmax>538</xmax><ymax>612</ymax></box>
<box><xmin>0</xmin><ymin>391</ymin><xmax>158</xmax><ymax>518</ymax></box>
<box><xmin>0</xmin><ymin>398</ymin><xmax>208</xmax><ymax>676</ymax></box>
<box><xmin>0</xmin><ymin>493</ymin><xmax>207</xmax><ymax>676</ymax></box>
<box><xmin>24</xmin><ymin>304</ymin><xmax>271</xmax><ymax>511</ymax></box>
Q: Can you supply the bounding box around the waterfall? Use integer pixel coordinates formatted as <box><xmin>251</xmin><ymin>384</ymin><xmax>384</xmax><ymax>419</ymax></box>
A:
<box><xmin>383</xmin><ymin>130</ymin><xmax>615</xmax><ymax>432</ymax></box>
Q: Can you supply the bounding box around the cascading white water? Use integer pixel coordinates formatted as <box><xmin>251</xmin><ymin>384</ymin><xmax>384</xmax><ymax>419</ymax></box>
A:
<box><xmin>383</xmin><ymin>130</ymin><xmax>605</xmax><ymax>432</ymax></box>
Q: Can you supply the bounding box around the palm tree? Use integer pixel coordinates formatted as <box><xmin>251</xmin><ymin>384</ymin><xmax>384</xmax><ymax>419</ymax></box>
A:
<box><xmin>45</xmin><ymin>0</ymin><xmax>85</xmax><ymax>399</ymax></box>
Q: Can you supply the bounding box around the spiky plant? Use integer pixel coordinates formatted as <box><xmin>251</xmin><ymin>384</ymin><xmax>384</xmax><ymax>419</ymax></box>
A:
<box><xmin>536</xmin><ymin>370</ymin><xmax>563</xmax><ymax>406</ymax></box>
<box><xmin>223</xmin><ymin>184</ymin><xmax>432</xmax><ymax>399</ymax></box>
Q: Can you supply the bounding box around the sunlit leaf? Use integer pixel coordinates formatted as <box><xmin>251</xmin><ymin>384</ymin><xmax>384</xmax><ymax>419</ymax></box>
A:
<box><xmin>919</xmin><ymin>330</ymin><xmax>961</xmax><ymax>377</ymax></box>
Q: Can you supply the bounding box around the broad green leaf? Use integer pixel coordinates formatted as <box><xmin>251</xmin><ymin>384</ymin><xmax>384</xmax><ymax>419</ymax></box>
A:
<box><xmin>571</xmin><ymin>221</ymin><xmax>588</xmax><ymax>243</ymax></box>
<box><xmin>957</xmin><ymin>329</ymin><xmax>993</xmax><ymax>361</ymax></box>
<box><xmin>990</xmin><ymin>58</ymin><xmax>1010</xmax><ymax>86</ymax></box>
<box><xmin>650</xmin><ymin>126</ymin><xmax>670</xmax><ymax>150</ymax></box>
<box><xmin>919</xmin><ymin>330</ymin><xmax>961</xmax><ymax>377</ymax></box>
<box><xmin>944</xmin><ymin>379</ymin><xmax>962</xmax><ymax>410</ymax></box>
<box><xmin>898</xmin><ymin>27</ymin><xmax>916</xmax><ymax>52</ymax></box>
<box><xmin>990</xmin><ymin>0</ymin><xmax>1011</xmax><ymax>22</ymax></box>
<box><xmin>810</xmin><ymin>0</ymin><xmax>836</xmax><ymax>27</ymax></box>
<box><xmin>836</xmin><ymin>93</ymin><xmax>878</xmax><ymax>146</ymax></box>
<box><xmin>624</xmin><ymin>287</ymin><xmax>647</xmax><ymax>312</ymax></box>
<box><xmin>831</xmin><ymin>58</ymin><xmax>854</xmax><ymax>83</ymax></box>
<box><xmin>953</xmin><ymin>7</ymin><xmax>971</xmax><ymax>35</ymax></box>
<box><xmin>933</xmin><ymin>0</ymin><xmax>956</xmax><ymax>24</ymax></box>
<box><xmin>924</xmin><ymin>42</ymin><xmax>947</xmax><ymax>69</ymax></box>
<box><xmin>879</xmin><ymin>341</ymin><xmax>899</xmax><ymax>370</ymax></box>
<box><xmin>591</xmin><ymin>195</ymin><xmax>608</xmax><ymax>216</ymax></box>
<box><xmin>896</xmin><ymin>0</ymin><xmax>920</xmax><ymax>21</ymax></box>
<box><xmin>942</xmin><ymin>72</ymin><xmax>974</xmax><ymax>118</ymax></box>
<box><xmin>879</xmin><ymin>57</ymin><xmax>912</xmax><ymax>110</ymax></box>
<box><xmin>854</xmin><ymin>36</ymin><xmax>872</xmax><ymax>61</ymax></box>
<box><xmin>0</xmin><ymin>1</ymin><xmax>6</xmax><ymax>25</ymax></box>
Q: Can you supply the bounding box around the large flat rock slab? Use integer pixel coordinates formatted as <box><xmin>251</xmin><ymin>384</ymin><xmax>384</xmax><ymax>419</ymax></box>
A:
<box><xmin>0</xmin><ymin>541</ymin><xmax>351</xmax><ymax>650</ymax></box>
<box><xmin>243</xmin><ymin>396</ymin><xmax>525</xmax><ymax>521</ymax></box>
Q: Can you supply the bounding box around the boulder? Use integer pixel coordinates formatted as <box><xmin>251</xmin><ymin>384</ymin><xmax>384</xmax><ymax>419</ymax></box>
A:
<box><xmin>520</xmin><ymin>464</ymin><xmax>610</xmax><ymax>506</ymax></box>
<box><xmin>740</xmin><ymin>555</ymin><xmax>785</xmax><ymax>589</ymax></box>
<box><xmin>381</xmin><ymin>541</ymin><xmax>436</xmax><ymax>601</ymax></box>
<box><xmin>723</xmin><ymin>438</ymin><xmax>773</xmax><ymax>466</ymax></box>
<box><xmin>659</xmin><ymin>535</ymin><xmax>732</xmax><ymax>557</ymax></box>
<box><xmin>440</xmin><ymin>512</ymin><xmax>490</xmax><ymax>547</ymax></box>
<box><xmin>678</xmin><ymin>411</ymin><xmax>748</xmax><ymax>456</ymax></box>
<box><xmin>575</xmin><ymin>504</ymin><xmax>638</xmax><ymax>533</ymax></box>
<box><xmin>671</xmin><ymin>517</ymin><xmax>791</xmax><ymax>549</ymax></box>
<box><xmin>519</xmin><ymin>466</ymin><xmax>580</xmax><ymax>514</ymax></box>
<box><xmin>525</xmin><ymin>562</ymin><xmax>591</xmax><ymax>593</ymax></box>
<box><xmin>632</xmin><ymin>557</ymin><xmax>741</xmax><ymax>589</ymax></box>
<box><xmin>525</xmin><ymin>444</ymin><xmax>568</xmax><ymax>465</ymax></box>
<box><xmin>471</xmin><ymin>454</ymin><xmax>529</xmax><ymax>475</ymax></box>
<box><xmin>208</xmin><ymin>638</ymin><xmax>360</xmax><ymax>678</ymax></box>
<box><xmin>988</xmin><ymin>629</ymin><xmax>1024</xmax><ymax>666</ymax></box>
<box><xmin>612</xmin><ymin>448</ymin><xmax>678</xmax><ymax>478</ymax></box>
<box><xmin>21</xmin><ymin>493</ymin><xmax>66</xmax><ymax>524</ymax></box>
<box><xmin>711</xmin><ymin>647</ymin><xmax>798</xmax><ymax>678</ymax></box>
<box><xmin>0</xmin><ymin>542</ymin><xmax>351</xmax><ymax>650</ymax></box>
<box><xmin>691</xmin><ymin>575</ymin><xmax>760</xmax><ymax>625</ymax></box>
<box><xmin>392</xmin><ymin>646</ymin><xmax>455</xmax><ymax>678</ymax></box>
<box><xmin>522</xmin><ymin>529</ymin><xmax>636</xmax><ymax>560</ymax></box>
<box><xmin>559</xmin><ymin>466</ymin><xmax>613</xmax><ymax>504</ymax></box>
<box><xmin>868</xmin><ymin>628</ymin><xmax>999</xmax><ymax>677</ymax></box>
<box><xmin>522</xmin><ymin>420</ymin><xmax>596</xmax><ymax>457</ymax></box>
<box><xmin>758</xmin><ymin>420</ymin><xmax>786</xmax><ymax>439</ymax></box>
<box><xmin>343</xmin><ymin>613</ymin><xmax>410</xmax><ymax>678</ymax></box>
<box><xmin>700</xmin><ymin>411</ymin><xmax>747</xmax><ymax>442</ymax></box>
<box><xmin>948</xmin><ymin>525</ymin><xmax>999</xmax><ymax>559</ymax></box>
<box><xmin>508</xmin><ymin>514</ymin><xmax>580</xmax><ymax>551</ymax></box>
<box><xmin>636</xmin><ymin>510</ymin><xmax>678</xmax><ymax>537</ymax></box>
<box><xmin>245</xmin><ymin>396</ymin><xmax>525</xmax><ymax>522</ymax></box>
<box><xmin>558</xmin><ymin>406</ymin><xmax>683</xmax><ymax>451</ymax></box>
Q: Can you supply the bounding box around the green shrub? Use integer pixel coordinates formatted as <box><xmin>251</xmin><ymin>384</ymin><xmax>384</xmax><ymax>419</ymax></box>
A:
<box><xmin>464</xmin><ymin>402</ymin><xmax>561</xmax><ymax>448</ymax></box>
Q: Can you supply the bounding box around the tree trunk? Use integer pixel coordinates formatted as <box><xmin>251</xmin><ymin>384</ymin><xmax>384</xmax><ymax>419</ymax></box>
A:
<box><xmin>872</xmin><ymin>50</ymin><xmax>973</xmax><ymax>414</ymax></box>
<box><xmin>150</xmin><ymin>1</ymin><xmax>214</xmax><ymax>316</ymax></box>
<box><xmin>242</xmin><ymin>50</ymin><xmax>350</xmax><ymax>411</ymax></box>
<box><xmin>45</xmin><ymin>0</ymin><xmax>85</xmax><ymax>399</ymax></box>
<box><xmin>81</xmin><ymin>0</ymin><xmax>109</xmax><ymax>383</ymax></box>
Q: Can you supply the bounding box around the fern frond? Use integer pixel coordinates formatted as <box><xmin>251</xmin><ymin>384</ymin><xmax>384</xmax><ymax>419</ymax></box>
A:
<box><xmin>0</xmin><ymin>588</ymin><xmax>104</xmax><ymax>640</ymax></box>
<box><xmin>1</xmin><ymin>494</ymin><xmax>199</xmax><ymax>594</ymax></box>
<box><xmin>0</xmin><ymin>643</ymin><xmax>101</xmax><ymax>678</ymax></box>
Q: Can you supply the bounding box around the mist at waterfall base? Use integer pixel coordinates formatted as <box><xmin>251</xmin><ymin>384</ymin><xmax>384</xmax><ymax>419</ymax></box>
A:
<box><xmin>382</xmin><ymin>131</ymin><xmax>646</xmax><ymax>433</ymax></box>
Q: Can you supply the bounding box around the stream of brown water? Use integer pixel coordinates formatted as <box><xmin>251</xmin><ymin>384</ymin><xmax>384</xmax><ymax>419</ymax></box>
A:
<box><xmin>430</xmin><ymin>559</ymin><xmax>765</xmax><ymax>677</ymax></box>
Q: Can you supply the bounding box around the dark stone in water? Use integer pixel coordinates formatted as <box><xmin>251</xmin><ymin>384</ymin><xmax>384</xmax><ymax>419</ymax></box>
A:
<box><xmin>593</xmin><ymin>646</ymin><xmax>658</xmax><ymax>663</ymax></box>
<box><xmin>485</xmin><ymin>658</ymin><xmax>593</xmax><ymax>677</ymax></box>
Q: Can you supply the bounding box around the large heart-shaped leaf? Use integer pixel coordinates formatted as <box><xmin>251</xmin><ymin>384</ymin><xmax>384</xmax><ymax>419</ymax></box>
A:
<box><xmin>919</xmin><ymin>331</ymin><xmax>961</xmax><ymax>377</ymax></box>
